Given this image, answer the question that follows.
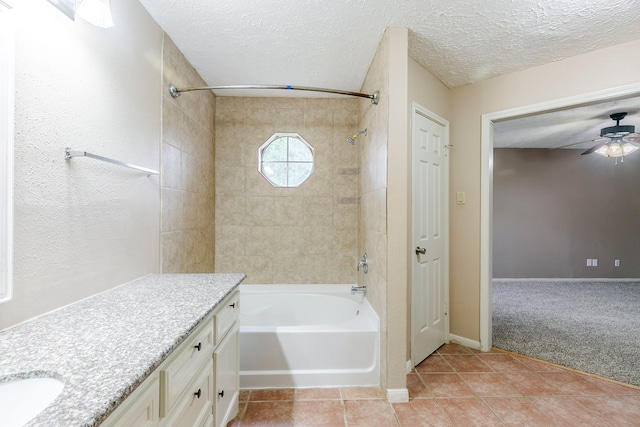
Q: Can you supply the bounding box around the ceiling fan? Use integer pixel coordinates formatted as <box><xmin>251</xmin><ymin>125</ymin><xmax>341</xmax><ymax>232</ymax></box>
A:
<box><xmin>579</xmin><ymin>112</ymin><xmax>640</xmax><ymax>158</ymax></box>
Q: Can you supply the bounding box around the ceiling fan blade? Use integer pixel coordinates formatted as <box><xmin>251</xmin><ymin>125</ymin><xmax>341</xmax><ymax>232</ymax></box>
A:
<box><xmin>552</xmin><ymin>137</ymin><xmax>608</xmax><ymax>150</ymax></box>
<box><xmin>581</xmin><ymin>142</ymin><xmax>606</xmax><ymax>155</ymax></box>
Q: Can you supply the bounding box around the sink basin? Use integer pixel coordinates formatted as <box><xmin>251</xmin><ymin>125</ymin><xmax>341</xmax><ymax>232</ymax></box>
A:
<box><xmin>0</xmin><ymin>377</ymin><xmax>65</xmax><ymax>427</ymax></box>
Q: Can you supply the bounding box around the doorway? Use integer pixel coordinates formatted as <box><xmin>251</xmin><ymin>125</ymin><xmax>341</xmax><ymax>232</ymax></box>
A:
<box><xmin>479</xmin><ymin>83</ymin><xmax>640</xmax><ymax>351</ymax></box>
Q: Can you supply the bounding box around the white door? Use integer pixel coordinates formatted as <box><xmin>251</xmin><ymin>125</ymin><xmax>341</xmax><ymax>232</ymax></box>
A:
<box><xmin>411</xmin><ymin>104</ymin><xmax>449</xmax><ymax>366</ymax></box>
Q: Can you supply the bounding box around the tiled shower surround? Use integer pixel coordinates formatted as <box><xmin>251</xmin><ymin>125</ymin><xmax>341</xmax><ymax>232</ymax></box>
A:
<box><xmin>214</xmin><ymin>97</ymin><xmax>360</xmax><ymax>284</ymax></box>
<box><xmin>161</xmin><ymin>35</ymin><xmax>216</xmax><ymax>273</ymax></box>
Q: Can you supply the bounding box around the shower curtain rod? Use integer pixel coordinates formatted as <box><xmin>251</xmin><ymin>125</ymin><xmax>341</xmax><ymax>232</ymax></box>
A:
<box><xmin>168</xmin><ymin>83</ymin><xmax>380</xmax><ymax>104</ymax></box>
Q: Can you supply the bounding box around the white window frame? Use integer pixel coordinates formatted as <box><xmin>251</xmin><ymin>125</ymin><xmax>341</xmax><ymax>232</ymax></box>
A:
<box><xmin>258</xmin><ymin>133</ymin><xmax>314</xmax><ymax>188</ymax></box>
<box><xmin>0</xmin><ymin>7</ymin><xmax>14</xmax><ymax>304</ymax></box>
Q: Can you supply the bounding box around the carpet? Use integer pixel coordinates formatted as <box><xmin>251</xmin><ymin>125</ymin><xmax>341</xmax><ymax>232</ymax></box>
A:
<box><xmin>492</xmin><ymin>280</ymin><xmax>640</xmax><ymax>386</ymax></box>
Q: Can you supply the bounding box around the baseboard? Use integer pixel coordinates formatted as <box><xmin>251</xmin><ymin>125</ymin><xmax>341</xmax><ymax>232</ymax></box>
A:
<box><xmin>493</xmin><ymin>278</ymin><xmax>640</xmax><ymax>283</ymax></box>
<box><xmin>386</xmin><ymin>388</ymin><xmax>409</xmax><ymax>403</ymax></box>
<box><xmin>448</xmin><ymin>334</ymin><xmax>481</xmax><ymax>350</ymax></box>
<box><xmin>406</xmin><ymin>360</ymin><xmax>413</xmax><ymax>373</ymax></box>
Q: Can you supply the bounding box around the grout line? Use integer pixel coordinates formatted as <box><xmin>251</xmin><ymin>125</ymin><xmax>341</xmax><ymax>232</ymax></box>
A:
<box><xmin>492</xmin><ymin>347</ymin><xmax>640</xmax><ymax>391</ymax></box>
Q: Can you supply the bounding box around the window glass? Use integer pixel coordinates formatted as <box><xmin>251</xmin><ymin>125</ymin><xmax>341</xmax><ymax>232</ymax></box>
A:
<box><xmin>288</xmin><ymin>162</ymin><xmax>313</xmax><ymax>187</ymax></box>
<box><xmin>288</xmin><ymin>138</ymin><xmax>313</xmax><ymax>162</ymax></box>
<box><xmin>258</xmin><ymin>133</ymin><xmax>314</xmax><ymax>188</ymax></box>
<box><xmin>262</xmin><ymin>137</ymin><xmax>287</xmax><ymax>162</ymax></box>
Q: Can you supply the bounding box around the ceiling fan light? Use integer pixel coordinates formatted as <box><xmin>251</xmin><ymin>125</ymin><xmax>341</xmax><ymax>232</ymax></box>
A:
<box><xmin>622</xmin><ymin>143</ymin><xmax>639</xmax><ymax>155</ymax></box>
<box><xmin>622</xmin><ymin>133</ymin><xmax>640</xmax><ymax>143</ymax></box>
<box><xmin>608</xmin><ymin>141</ymin><xmax>623</xmax><ymax>157</ymax></box>
<box><xmin>594</xmin><ymin>145</ymin><xmax>610</xmax><ymax>157</ymax></box>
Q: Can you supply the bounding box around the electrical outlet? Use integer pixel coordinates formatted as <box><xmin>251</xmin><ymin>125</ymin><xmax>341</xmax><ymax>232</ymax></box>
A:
<box><xmin>586</xmin><ymin>259</ymin><xmax>592</xmax><ymax>267</ymax></box>
<box><xmin>593</xmin><ymin>259</ymin><xmax>598</xmax><ymax>267</ymax></box>
<box><xmin>615</xmin><ymin>259</ymin><xmax>620</xmax><ymax>267</ymax></box>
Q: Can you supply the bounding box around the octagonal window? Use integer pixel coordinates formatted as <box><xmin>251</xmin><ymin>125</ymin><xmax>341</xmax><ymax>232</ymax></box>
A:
<box><xmin>258</xmin><ymin>133</ymin><xmax>314</xmax><ymax>187</ymax></box>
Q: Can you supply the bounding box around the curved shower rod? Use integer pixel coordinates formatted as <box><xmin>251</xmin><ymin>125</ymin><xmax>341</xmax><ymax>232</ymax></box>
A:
<box><xmin>168</xmin><ymin>83</ymin><xmax>379</xmax><ymax>105</ymax></box>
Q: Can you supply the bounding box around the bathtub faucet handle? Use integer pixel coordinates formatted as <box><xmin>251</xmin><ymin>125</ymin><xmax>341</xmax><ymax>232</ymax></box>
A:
<box><xmin>357</xmin><ymin>253</ymin><xmax>368</xmax><ymax>274</ymax></box>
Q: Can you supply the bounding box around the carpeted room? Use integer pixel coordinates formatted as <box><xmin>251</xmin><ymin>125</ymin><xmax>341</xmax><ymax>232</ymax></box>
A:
<box><xmin>491</xmin><ymin>124</ymin><xmax>640</xmax><ymax>387</ymax></box>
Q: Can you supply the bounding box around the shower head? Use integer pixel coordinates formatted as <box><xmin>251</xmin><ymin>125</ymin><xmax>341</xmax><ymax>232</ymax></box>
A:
<box><xmin>346</xmin><ymin>128</ymin><xmax>368</xmax><ymax>145</ymax></box>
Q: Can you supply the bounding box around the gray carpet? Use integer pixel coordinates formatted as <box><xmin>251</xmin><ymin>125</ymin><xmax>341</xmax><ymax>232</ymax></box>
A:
<box><xmin>492</xmin><ymin>280</ymin><xmax>640</xmax><ymax>386</ymax></box>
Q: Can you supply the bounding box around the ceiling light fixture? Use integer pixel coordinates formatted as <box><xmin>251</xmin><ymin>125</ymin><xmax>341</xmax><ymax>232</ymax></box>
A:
<box><xmin>583</xmin><ymin>112</ymin><xmax>640</xmax><ymax>164</ymax></box>
<box><xmin>76</xmin><ymin>0</ymin><xmax>113</xmax><ymax>28</ymax></box>
<box><xmin>46</xmin><ymin>0</ymin><xmax>113</xmax><ymax>28</ymax></box>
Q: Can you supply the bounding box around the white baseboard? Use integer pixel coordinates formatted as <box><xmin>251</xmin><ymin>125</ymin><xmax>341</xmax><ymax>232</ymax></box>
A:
<box><xmin>448</xmin><ymin>334</ymin><xmax>482</xmax><ymax>350</ymax></box>
<box><xmin>386</xmin><ymin>388</ymin><xmax>409</xmax><ymax>403</ymax></box>
<box><xmin>406</xmin><ymin>360</ymin><xmax>413</xmax><ymax>373</ymax></box>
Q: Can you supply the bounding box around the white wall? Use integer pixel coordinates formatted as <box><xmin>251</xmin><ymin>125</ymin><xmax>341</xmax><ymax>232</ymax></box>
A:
<box><xmin>1</xmin><ymin>0</ymin><xmax>162</xmax><ymax>330</ymax></box>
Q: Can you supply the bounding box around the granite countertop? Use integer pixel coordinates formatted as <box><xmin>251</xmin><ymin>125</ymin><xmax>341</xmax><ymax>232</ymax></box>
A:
<box><xmin>0</xmin><ymin>273</ymin><xmax>245</xmax><ymax>427</ymax></box>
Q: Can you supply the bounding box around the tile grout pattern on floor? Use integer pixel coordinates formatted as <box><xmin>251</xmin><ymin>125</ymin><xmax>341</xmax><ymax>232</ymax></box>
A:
<box><xmin>228</xmin><ymin>343</ymin><xmax>640</xmax><ymax>426</ymax></box>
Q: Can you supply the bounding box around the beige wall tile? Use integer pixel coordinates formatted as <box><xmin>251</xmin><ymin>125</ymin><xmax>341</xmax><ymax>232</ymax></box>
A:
<box><xmin>163</xmin><ymin>100</ymin><xmax>182</xmax><ymax>149</ymax></box>
<box><xmin>245</xmin><ymin>196</ymin><xmax>275</xmax><ymax>226</ymax></box>
<box><xmin>304</xmin><ymin>196</ymin><xmax>334</xmax><ymax>226</ymax></box>
<box><xmin>243</xmin><ymin>255</ymin><xmax>274</xmax><ymax>284</ymax></box>
<box><xmin>215</xmin><ymin>97</ymin><xmax>359</xmax><ymax>284</ymax></box>
<box><xmin>276</xmin><ymin>226</ymin><xmax>306</xmax><ymax>256</ymax></box>
<box><xmin>245</xmin><ymin>226</ymin><xmax>276</xmax><ymax>256</ymax></box>
<box><xmin>215</xmin><ymin>196</ymin><xmax>246</xmax><ymax>226</ymax></box>
<box><xmin>161</xmin><ymin>142</ymin><xmax>182</xmax><ymax>189</ymax></box>
<box><xmin>215</xmin><ymin>225</ymin><xmax>245</xmax><ymax>257</ymax></box>
<box><xmin>246</xmin><ymin>166</ymin><xmax>276</xmax><ymax>197</ymax></box>
<box><xmin>216</xmin><ymin>165</ymin><xmax>245</xmax><ymax>196</ymax></box>
<box><xmin>275</xmin><ymin>197</ymin><xmax>305</xmax><ymax>226</ymax></box>
<box><xmin>161</xmin><ymin>34</ymin><xmax>216</xmax><ymax>274</ymax></box>
<box><xmin>161</xmin><ymin>231</ymin><xmax>183</xmax><ymax>274</ymax></box>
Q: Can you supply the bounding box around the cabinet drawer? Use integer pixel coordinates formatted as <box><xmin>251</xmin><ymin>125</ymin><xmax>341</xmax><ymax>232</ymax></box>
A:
<box><xmin>164</xmin><ymin>360</ymin><xmax>213</xmax><ymax>427</ymax></box>
<box><xmin>214</xmin><ymin>292</ymin><xmax>239</xmax><ymax>345</ymax></box>
<box><xmin>160</xmin><ymin>317</ymin><xmax>214</xmax><ymax>417</ymax></box>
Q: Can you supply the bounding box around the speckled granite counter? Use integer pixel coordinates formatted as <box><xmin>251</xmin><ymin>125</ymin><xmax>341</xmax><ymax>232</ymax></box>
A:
<box><xmin>0</xmin><ymin>273</ymin><xmax>245</xmax><ymax>427</ymax></box>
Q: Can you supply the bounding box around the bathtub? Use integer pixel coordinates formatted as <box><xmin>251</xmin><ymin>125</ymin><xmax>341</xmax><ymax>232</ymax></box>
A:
<box><xmin>239</xmin><ymin>284</ymin><xmax>380</xmax><ymax>389</ymax></box>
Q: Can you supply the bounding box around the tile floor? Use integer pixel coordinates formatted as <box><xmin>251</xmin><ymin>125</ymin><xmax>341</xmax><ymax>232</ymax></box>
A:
<box><xmin>228</xmin><ymin>344</ymin><xmax>640</xmax><ymax>426</ymax></box>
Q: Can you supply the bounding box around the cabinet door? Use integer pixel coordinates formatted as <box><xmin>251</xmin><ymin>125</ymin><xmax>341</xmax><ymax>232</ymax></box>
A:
<box><xmin>213</xmin><ymin>323</ymin><xmax>239</xmax><ymax>427</ymax></box>
<box><xmin>103</xmin><ymin>376</ymin><xmax>159</xmax><ymax>427</ymax></box>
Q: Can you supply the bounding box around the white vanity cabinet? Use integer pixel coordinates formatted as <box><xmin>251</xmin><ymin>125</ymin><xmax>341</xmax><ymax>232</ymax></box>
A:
<box><xmin>214</xmin><ymin>323</ymin><xmax>239</xmax><ymax>427</ymax></box>
<box><xmin>101</xmin><ymin>290</ymin><xmax>240</xmax><ymax>427</ymax></box>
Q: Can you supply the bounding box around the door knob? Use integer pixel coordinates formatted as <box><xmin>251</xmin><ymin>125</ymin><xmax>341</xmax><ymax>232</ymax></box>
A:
<box><xmin>415</xmin><ymin>247</ymin><xmax>426</xmax><ymax>255</ymax></box>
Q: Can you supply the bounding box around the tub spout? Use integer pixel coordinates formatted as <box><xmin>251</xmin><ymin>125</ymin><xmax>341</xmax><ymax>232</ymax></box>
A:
<box><xmin>351</xmin><ymin>286</ymin><xmax>367</xmax><ymax>295</ymax></box>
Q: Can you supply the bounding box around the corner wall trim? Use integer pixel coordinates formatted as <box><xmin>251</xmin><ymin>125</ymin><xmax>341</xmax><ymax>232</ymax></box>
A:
<box><xmin>386</xmin><ymin>388</ymin><xmax>409</xmax><ymax>403</ymax></box>
<box><xmin>448</xmin><ymin>334</ymin><xmax>481</xmax><ymax>351</ymax></box>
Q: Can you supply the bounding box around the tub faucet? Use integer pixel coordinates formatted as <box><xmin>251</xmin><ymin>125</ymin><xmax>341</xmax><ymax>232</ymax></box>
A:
<box><xmin>357</xmin><ymin>253</ymin><xmax>368</xmax><ymax>274</ymax></box>
<box><xmin>351</xmin><ymin>285</ymin><xmax>367</xmax><ymax>295</ymax></box>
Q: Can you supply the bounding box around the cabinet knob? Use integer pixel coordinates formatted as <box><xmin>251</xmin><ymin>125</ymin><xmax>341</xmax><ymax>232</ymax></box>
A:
<box><xmin>229</xmin><ymin>303</ymin><xmax>236</xmax><ymax>309</ymax></box>
<box><xmin>218</xmin><ymin>390</ymin><xmax>224</xmax><ymax>398</ymax></box>
<box><xmin>194</xmin><ymin>389</ymin><xmax>202</xmax><ymax>399</ymax></box>
<box><xmin>194</xmin><ymin>342</ymin><xmax>202</xmax><ymax>351</ymax></box>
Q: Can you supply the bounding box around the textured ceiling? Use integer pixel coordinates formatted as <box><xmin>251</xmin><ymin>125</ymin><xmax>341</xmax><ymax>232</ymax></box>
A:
<box><xmin>137</xmin><ymin>0</ymin><xmax>640</xmax><ymax>148</ymax></box>
<box><xmin>138</xmin><ymin>0</ymin><xmax>640</xmax><ymax>93</ymax></box>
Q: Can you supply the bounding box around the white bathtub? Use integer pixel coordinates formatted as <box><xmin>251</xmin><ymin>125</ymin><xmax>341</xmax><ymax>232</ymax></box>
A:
<box><xmin>239</xmin><ymin>284</ymin><xmax>380</xmax><ymax>389</ymax></box>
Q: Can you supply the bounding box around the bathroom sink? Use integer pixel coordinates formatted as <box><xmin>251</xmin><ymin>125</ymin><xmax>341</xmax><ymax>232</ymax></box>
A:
<box><xmin>0</xmin><ymin>377</ymin><xmax>65</xmax><ymax>427</ymax></box>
